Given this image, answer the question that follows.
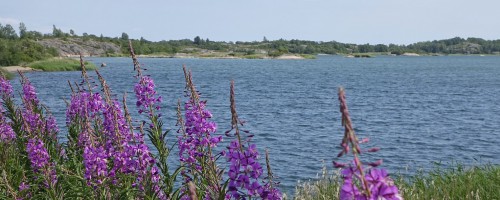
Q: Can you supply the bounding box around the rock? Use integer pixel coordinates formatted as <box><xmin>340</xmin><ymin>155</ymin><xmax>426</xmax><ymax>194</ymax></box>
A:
<box><xmin>37</xmin><ymin>38</ymin><xmax>121</xmax><ymax>57</ymax></box>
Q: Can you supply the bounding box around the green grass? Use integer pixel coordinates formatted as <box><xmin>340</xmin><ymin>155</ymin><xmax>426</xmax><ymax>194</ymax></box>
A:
<box><xmin>396</xmin><ymin>164</ymin><xmax>500</xmax><ymax>199</ymax></box>
<box><xmin>243</xmin><ymin>54</ymin><xmax>266</xmax><ymax>59</ymax></box>
<box><xmin>27</xmin><ymin>58</ymin><xmax>96</xmax><ymax>72</ymax></box>
<box><xmin>292</xmin><ymin>164</ymin><xmax>500</xmax><ymax>199</ymax></box>
<box><xmin>0</xmin><ymin>68</ymin><xmax>14</xmax><ymax>80</ymax></box>
<box><xmin>291</xmin><ymin>166</ymin><xmax>341</xmax><ymax>200</ymax></box>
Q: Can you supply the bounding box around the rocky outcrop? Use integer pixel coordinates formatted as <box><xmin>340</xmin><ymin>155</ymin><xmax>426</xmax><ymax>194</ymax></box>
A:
<box><xmin>37</xmin><ymin>38</ymin><xmax>121</xmax><ymax>57</ymax></box>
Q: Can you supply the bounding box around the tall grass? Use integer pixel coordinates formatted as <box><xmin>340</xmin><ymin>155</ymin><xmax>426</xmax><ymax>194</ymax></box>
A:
<box><xmin>397</xmin><ymin>164</ymin><xmax>500</xmax><ymax>199</ymax></box>
<box><xmin>294</xmin><ymin>164</ymin><xmax>500</xmax><ymax>199</ymax></box>
<box><xmin>27</xmin><ymin>58</ymin><xmax>96</xmax><ymax>71</ymax></box>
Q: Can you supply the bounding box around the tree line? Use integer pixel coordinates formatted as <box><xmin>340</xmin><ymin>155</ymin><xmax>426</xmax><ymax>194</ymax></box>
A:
<box><xmin>2</xmin><ymin>22</ymin><xmax>500</xmax><ymax>66</ymax></box>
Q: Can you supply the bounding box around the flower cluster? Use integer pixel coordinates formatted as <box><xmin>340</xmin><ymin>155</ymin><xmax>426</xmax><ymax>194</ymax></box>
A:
<box><xmin>226</xmin><ymin>141</ymin><xmax>263</xmax><ymax>197</ymax></box>
<box><xmin>178</xmin><ymin>68</ymin><xmax>222</xmax><ymax>166</ymax></box>
<box><xmin>225</xmin><ymin>137</ymin><xmax>282</xmax><ymax>199</ymax></box>
<box><xmin>21</xmin><ymin>77</ymin><xmax>39</xmax><ymax>107</ymax></box>
<box><xmin>134</xmin><ymin>76</ymin><xmax>162</xmax><ymax>115</ymax></box>
<box><xmin>334</xmin><ymin>88</ymin><xmax>402</xmax><ymax>200</ymax></box>
<box><xmin>0</xmin><ymin>77</ymin><xmax>15</xmax><ymax>143</ymax></box>
<box><xmin>176</xmin><ymin>68</ymin><xmax>226</xmax><ymax>199</ymax></box>
<box><xmin>178</xmin><ymin>99</ymin><xmax>222</xmax><ymax>165</ymax></box>
<box><xmin>340</xmin><ymin>166</ymin><xmax>401</xmax><ymax>200</ymax></box>
<box><xmin>26</xmin><ymin>138</ymin><xmax>57</xmax><ymax>186</ymax></box>
<box><xmin>0</xmin><ymin>76</ymin><xmax>13</xmax><ymax>98</ymax></box>
<box><xmin>0</xmin><ymin>113</ymin><xmax>15</xmax><ymax>143</ymax></box>
<box><xmin>225</xmin><ymin>80</ymin><xmax>282</xmax><ymax>200</ymax></box>
<box><xmin>66</xmin><ymin>92</ymin><xmax>105</xmax><ymax>124</ymax></box>
<box><xmin>26</xmin><ymin>138</ymin><xmax>51</xmax><ymax>172</ymax></box>
<box><xmin>0</xmin><ymin>106</ymin><xmax>15</xmax><ymax>143</ymax></box>
<box><xmin>18</xmin><ymin>74</ymin><xmax>59</xmax><ymax>140</ymax></box>
<box><xmin>129</xmin><ymin>48</ymin><xmax>166</xmax><ymax>199</ymax></box>
<box><xmin>83</xmin><ymin>145</ymin><xmax>109</xmax><ymax>186</ymax></box>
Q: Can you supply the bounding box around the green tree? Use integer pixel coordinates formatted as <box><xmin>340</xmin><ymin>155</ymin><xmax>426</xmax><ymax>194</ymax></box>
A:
<box><xmin>193</xmin><ymin>36</ymin><xmax>201</xmax><ymax>45</ymax></box>
<box><xmin>19</xmin><ymin>22</ymin><xmax>27</xmax><ymax>39</ymax></box>
<box><xmin>52</xmin><ymin>25</ymin><xmax>64</xmax><ymax>37</ymax></box>
<box><xmin>121</xmin><ymin>32</ymin><xmax>129</xmax><ymax>40</ymax></box>
<box><xmin>0</xmin><ymin>24</ymin><xmax>19</xmax><ymax>39</ymax></box>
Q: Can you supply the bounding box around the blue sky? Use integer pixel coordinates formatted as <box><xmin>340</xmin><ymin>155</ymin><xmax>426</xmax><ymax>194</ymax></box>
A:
<box><xmin>1</xmin><ymin>0</ymin><xmax>499</xmax><ymax>44</ymax></box>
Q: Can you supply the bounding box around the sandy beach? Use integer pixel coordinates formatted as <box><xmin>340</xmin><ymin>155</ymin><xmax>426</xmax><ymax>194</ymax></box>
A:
<box><xmin>1</xmin><ymin>66</ymin><xmax>41</xmax><ymax>73</ymax></box>
<box><xmin>275</xmin><ymin>54</ymin><xmax>305</xmax><ymax>60</ymax></box>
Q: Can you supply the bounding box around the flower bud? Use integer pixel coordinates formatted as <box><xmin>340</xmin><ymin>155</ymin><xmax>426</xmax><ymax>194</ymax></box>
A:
<box><xmin>333</xmin><ymin>161</ymin><xmax>346</xmax><ymax>168</ymax></box>
<box><xmin>367</xmin><ymin>159</ymin><xmax>383</xmax><ymax>167</ymax></box>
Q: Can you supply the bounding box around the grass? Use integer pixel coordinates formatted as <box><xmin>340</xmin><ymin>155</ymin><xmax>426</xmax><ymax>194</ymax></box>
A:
<box><xmin>27</xmin><ymin>58</ymin><xmax>96</xmax><ymax>71</ymax></box>
<box><xmin>292</xmin><ymin>166</ymin><xmax>341</xmax><ymax>200</ymax></box>
<box><xmin>397</xmin><ymin>164</ymin><xmax>500</xmax><ymax>199</ymax></box>
<box><xmin>243</xmin><ymin>54</ymin><xmax>266</xmax><ymax>59</ymax></box>
<box><xmin>292</xmin><ymin>164</ymin><xmax>500</xmax><ymax>199</ymax></box>
<box><xmin>0</xmin><ymin>68</ymin><xmax>14</xmax><ymax>80</ymax></box>
<box><xmin>353</xmin><ymin>53</ymin><xmax>375</xmax><ymax>58</ymax></box>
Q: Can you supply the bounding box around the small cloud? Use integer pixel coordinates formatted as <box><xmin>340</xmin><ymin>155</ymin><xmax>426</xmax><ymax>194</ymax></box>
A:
<box><xmin>0</xmin><ymin>17</ymin><xmax>21</xmax><ymax>25</ymax></box>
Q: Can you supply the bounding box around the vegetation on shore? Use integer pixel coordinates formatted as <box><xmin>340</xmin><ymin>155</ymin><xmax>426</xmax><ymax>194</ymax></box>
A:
<box><xmin>3</xmin><ymin>22</ymin><xmax>500</xmax><ymax>67</ymax></box>
<box><xmin>27</xmin><ymin>58</ymin><xmax>96</xmax><ymax>71</ymax></box>
<box><xmin>294</xmin><ymin>164</ymin><xmax>500</xmax><ymax>199</ymax></box>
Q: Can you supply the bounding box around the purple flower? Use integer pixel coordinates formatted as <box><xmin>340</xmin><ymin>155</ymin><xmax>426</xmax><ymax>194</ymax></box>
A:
<box><xmin>225</xmin><ymin>139</ymin><xmax>281</xmax><ymax>199</ymax></box>
<box><xmin>365</xmin><ymin>168</ymin><xmax>402</xmax><ymax>200</ymax></box>
<box><xmin>178</xmin><ymin>100</ymin><xmax>221</xmax><ymax>165</ymax></box>
<box><xmin>0</xmin><ymin>77</ymin><xmax>13</xmax><ymax>98</ymax></box>
<box><xmin>102</xmin><ymin>100</ymin><xmax>133</xmax><ymax>149</ymax></box>
<box><xmin>83</xmin><ymin>145</ymin><xmax>109</xmax><ymax>186</ymax></box>
<box><xmin>21</xmin><ymin>79</ymin><xmax>39</xmax><ymax>106</ymax></box>
<box><xmin>21</xmin><ymin>110</ymin><xmax>44</xmax><ymax>133</ymax></box>
<box><xmin>340</xmin><ymin>178</ymin><xmax>363</xmax><ymax>200</ymax></box>
<box><xmin>134</xmin><ymin>76</ymin><xmax>162</xmax><ymax>116</ymax></box>
<box><xmin>224</xmin><ymin>80</ymin><xmax>282</xmax><ymax>200</ymax></box>
<box><xmin>26</xmin><ymin>138</ymin><xmax>57</xmax><ymax>186</ymax></box>
<box><xmin>26</xmin><ymin>138</ymin><xmax>51</xmax><ymax>172</ymax></box>
<box><xmin>0</xmin><ymin>110</ymin><xmax>15</xmax><ymax>143</ymax></box>
<box><xmin>19</xmin><ymin>182</ymin><xmax>30</xmax><ymax>191</ymax></box>
<box><xmin>66</xmin><ymin>92</ymin><xmax>105</xmax><ymax>124</ymax></box>
<box><xmin>339</xmin><ymin>166</ymin><xmax>402</xmax><ymax>200</ymax></box>
<box><xmin>45</xmin><ymin>116</ymin><xmax>59</xmax><ymax>134</ymax></box>
<box><xmin>0</xmin><ymin>122</ymin><xmax>15</xmax><ymax>143</ymax></box>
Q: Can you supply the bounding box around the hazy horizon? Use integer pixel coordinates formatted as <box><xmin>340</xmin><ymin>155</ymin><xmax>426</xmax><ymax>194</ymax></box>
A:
<box><xmin>2</xmin><ymin>0</ymin><xmax>500</xmax><ymax>45</ymax></box>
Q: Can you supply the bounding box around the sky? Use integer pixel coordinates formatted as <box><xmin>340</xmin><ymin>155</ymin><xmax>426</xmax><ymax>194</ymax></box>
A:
<box><xmin>1</xmin><ymin>0</ymin><xmax>499</xmax><ymax>45</ymax></box>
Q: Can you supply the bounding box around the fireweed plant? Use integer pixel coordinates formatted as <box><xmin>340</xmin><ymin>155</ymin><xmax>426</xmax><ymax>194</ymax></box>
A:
<box><xmin>224</xmin><ymin>80</ymin><xmax>282</xmax><ymax>200</ymax></box>
<box><xmin>0</xmin><ymin>42</ymin><xmax>282</xmax><ymax>199</ymax></box>
<box><xmin>334</xmin><ymin>88</ymin><xmax>402</xmax><ymax>200</ymax></box>
<box><xmin>176</xmin><ymin>65</ymin><xmax>225</xmax><ymax>199</ymax></box>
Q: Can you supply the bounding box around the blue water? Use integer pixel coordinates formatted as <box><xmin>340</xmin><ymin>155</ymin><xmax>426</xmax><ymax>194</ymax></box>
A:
<box><xmin>10</xmin><ymin>55</ymin><xmax>500</xmax><ymax>194</ymax></box>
